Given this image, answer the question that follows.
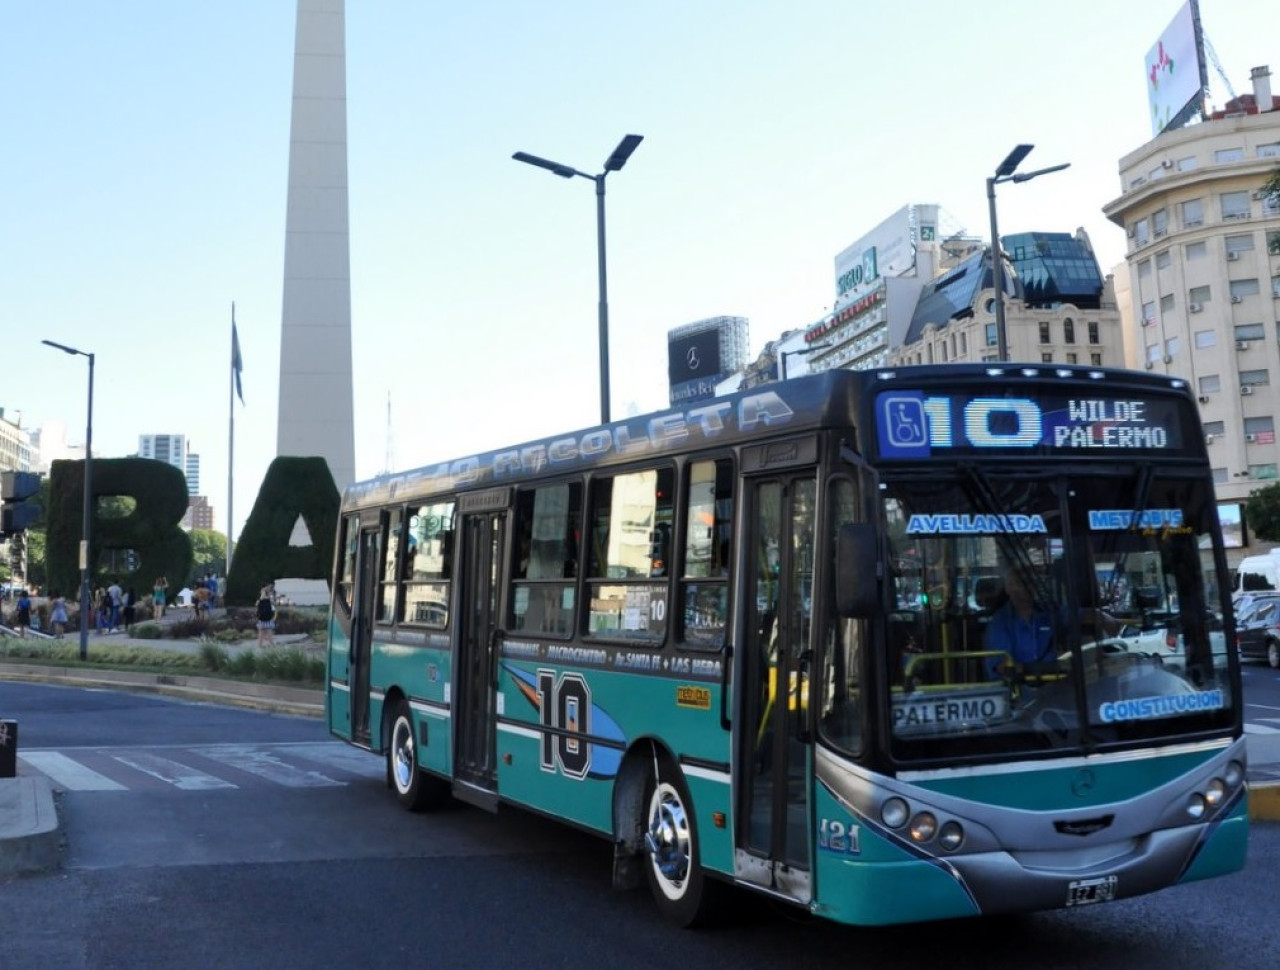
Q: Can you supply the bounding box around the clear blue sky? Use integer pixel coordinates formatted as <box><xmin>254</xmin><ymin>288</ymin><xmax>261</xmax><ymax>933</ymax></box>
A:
<box><xmin>1</xmin><ymin>1</ymin><xmax>1271</xmax><ymax>539</ymax></box>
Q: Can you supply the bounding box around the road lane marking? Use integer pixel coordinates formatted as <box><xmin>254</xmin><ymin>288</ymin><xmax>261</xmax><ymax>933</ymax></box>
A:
<box><xmin>19</xmin><ymin>751</ymin><xmax>126</xmax><ymax>791</ymax></box>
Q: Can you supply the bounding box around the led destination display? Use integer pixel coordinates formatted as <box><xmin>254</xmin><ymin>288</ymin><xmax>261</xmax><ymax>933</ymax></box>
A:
<box><xmin>875</xmin><ymin>391</ymin><xmax>1188</xmax><ymax>459</ymax></box>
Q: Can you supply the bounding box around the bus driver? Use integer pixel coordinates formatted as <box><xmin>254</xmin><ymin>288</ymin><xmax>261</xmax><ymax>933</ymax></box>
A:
<box><xmin>983</xmin><ymin>565</ymin><xmax>1119</xmax><ymax>677</ymax></box>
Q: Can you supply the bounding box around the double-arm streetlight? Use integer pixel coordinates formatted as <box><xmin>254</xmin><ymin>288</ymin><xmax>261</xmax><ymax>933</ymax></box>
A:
<box><xmin>41</xmin><ymin>339</ymin><xmax>94</xmax><ymax>661</ymax></box>
<box><xmin>987</xmin><ymin>144</ymin><xmax>1070</xmax><ymax>361</ymax></box>
<box><xmin>513</xmin><ymin>134</ymin><xmax>643</xmax><ymax>425</ymax></box>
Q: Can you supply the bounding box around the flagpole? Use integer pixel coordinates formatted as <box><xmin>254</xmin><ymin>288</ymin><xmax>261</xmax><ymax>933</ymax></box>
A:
<box><xmin>227</xmin><ymin>302</ymin><xmax>237</xmax><ymax>574</ymax></box>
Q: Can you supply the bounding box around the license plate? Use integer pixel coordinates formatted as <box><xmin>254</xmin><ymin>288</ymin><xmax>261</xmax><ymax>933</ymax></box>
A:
<box><xmin>1066</xmin><ymin>875</ymin><xmax>1118</xmax><ymax>907</ymax></box>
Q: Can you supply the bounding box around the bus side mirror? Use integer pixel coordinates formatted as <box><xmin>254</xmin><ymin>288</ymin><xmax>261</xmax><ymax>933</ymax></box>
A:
<box><xmin>835</xmin><ymin>523</ymin><xmax>878</xmax><ymax>617</ymax></box>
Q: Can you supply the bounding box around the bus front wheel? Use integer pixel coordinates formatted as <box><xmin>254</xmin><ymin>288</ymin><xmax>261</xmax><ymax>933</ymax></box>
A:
<box><xmin>643</xmin><ymin>761</ymin><xmax>720</xmax><ymax>926</ymax></box>
<box><xmin>387</xmin><ymin>701</ymin><xmax>444</xmax><ymax>812</ymax></box>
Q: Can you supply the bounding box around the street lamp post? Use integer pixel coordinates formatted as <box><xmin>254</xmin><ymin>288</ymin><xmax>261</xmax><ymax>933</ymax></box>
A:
<box><xmin>779</xmin><ymin>344</ymin><xmax>831</xmax><ymax>381</ymax></box>
<box><xmin>987</xmin><ymin>144</ymin><xmax>1070</xmax><ymax>361</ymax></box>
<box><xmin>42</xmin><ymin>339</ymin><xmax>94</xmax><ymax>661</ymax></box>
<box><xmin>513</xmin><ymin>134</ymin><xmax>643</xmax><ymax>425</ymax></box>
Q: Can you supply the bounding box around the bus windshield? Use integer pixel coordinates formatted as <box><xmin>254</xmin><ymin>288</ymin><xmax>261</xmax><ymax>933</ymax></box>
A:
<box><xmin>870</xmin><ymin>466</ymin><xmax>1234</xmax><ymax>763</ymax></box>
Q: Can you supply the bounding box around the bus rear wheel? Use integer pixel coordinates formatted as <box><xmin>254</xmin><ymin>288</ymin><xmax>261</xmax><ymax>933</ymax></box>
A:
<box><xmin>386</xmin><ymin>701</ymin><xmax>446</xmax><ymax>811</ymax></box>
<box><xmin>643</xmin><ymin>761</ymin><xmax>720</xmax><ymax>926</ymax></box>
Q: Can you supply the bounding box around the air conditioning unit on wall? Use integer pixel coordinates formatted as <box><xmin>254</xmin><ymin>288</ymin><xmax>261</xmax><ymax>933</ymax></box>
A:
<box><xmin>1241</xmin><ymin>385</ymin><xmax>1255</xmax><ymax>395</ymax></box>
<box><xmin>1190</xmin><ymin>302</ymin><xmax>1204</xmax><ymax>312</ymax></box>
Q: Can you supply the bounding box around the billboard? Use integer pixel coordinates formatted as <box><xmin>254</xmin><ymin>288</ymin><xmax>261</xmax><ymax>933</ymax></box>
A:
<box><xmin>667</xmin><ymin>317</ymin><xmax>746</xmax><ymax>406</ymax></box>
<box><xmin>1146</xmin><ymin>1</ymin><xmax>1205</xmax><ymax>136</ymax></box>
<box><xmin>832</xmin><ymin>205</ymin><xmax>933</xmax><ymax>304</ymax></box>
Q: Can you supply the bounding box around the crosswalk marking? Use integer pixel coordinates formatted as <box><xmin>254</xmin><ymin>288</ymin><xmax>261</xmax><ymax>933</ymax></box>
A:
<box><xmin>110</xmin><ymin>751</ymin><xmax>238</xmax><ymax>790</ymax></box>
<box><xmin>18</xmin><ymin>742</ymin><xmax>377</xmax><ymax>793</ymax></box>
<box><xmin>189</xmin><ymin>744</ymin><xmax>346</xmax><ymax>788</ymax></box>
<box><xmin>284</xmin><ymin>741</ymin><xmax>385</xmax><ymax>780</ymax></box>
<box><xmin>19</xmin><ymin>751</ymin><xmax>127</xmax><ymax>791</ymax></box>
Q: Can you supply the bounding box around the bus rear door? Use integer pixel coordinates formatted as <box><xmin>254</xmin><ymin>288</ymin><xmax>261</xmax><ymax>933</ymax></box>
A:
<box><xmin>452</xmin><ymin>488</ymin><xmax>510</xmax><ymax>808</ymax></box>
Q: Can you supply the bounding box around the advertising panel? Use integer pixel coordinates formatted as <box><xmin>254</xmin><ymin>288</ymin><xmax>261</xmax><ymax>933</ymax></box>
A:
<box><xmin>833</xmin><ymin>205</ymin><xmax>922</xmax><ymax>303</ymax></box>
<box><xmin>1146</xmin><ymin>1</ymin><xmax>1204</xmax><ymax>136</ymax></box>
<box><xmin>668</xmin><ymin>328</ymin><xmax>723</xmax><ymax>405</ymax></box>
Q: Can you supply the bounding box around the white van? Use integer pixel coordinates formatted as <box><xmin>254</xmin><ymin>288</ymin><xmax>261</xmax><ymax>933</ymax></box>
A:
<box><xmin>1234</xmin><ymin>549</ymin><xmax>1280</xmax><ymax>599</ymax></box>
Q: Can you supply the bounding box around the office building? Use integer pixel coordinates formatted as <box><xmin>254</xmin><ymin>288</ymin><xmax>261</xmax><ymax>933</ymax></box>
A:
<box><xmin>893</xmin><ymin>230</ymin><xmax>1125</xmax><ymax>367</ymax></box>
<box><xmin>1103</xmin><ymin>65</ymin><xmax>1280</xmax><ymax>559</ymax></box>
<box><xmin>137</xmin><ymin>434</ymin><xmax>200</xmax><ymax>496</ymax></box>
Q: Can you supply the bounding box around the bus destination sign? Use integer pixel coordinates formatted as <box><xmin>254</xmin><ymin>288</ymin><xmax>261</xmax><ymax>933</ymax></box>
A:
<box><xmin>875</xmin><ymin>391</ymin><xmax>1186</xmax><ymax>459</ymax></box>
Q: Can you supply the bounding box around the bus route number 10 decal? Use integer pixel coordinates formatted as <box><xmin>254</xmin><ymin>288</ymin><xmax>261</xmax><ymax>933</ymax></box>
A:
<box><xmin>537</xmin><ymin>669</ymin><xmax>591</xmax><ymax>779</ymax></box>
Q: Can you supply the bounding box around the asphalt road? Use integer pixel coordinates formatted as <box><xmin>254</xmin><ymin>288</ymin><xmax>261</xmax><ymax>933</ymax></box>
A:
<box><xmin>1</xmin><ymin>681</ymin><xmax>1278</xmax><ymax>968</ymax></box>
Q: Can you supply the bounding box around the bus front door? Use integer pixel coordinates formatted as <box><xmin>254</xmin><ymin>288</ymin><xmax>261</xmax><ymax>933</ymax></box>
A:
<box><xmin>737</xmin><ymin>473</ymin><xmax>816</xmax><ymax>904</ymax></box>
<box><xmin>453</xmin><ymin>506</ymin><xmax>506</xmax><ymax>805</ymax></box>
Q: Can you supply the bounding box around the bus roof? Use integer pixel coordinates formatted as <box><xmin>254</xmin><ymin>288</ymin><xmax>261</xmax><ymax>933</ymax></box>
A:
<box><xmin>342</xmin><ymin>364</ymin><xmax>1195</xmax><ymax>511</ymax></box>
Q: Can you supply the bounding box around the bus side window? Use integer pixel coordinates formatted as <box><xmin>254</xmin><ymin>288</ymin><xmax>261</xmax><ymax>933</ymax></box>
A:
<box><xmin>509</xmin><ymin>482</ymin><xmax>581</xmax><ymax>637</ymax></box>
<box><xmin>585</xmin><ymin>466</ymin><xmax>672</xmax><ymax>642</ymax></box>
<box><xmin>403</xmin><ymin>501</ymin><xmax>455</xmax><ymax>629</ymax></box>
<box><xmin>379</xmin><ymin>508</ymin><xmax>402</xmax><ymax>624</ymax></box>
<box><xmin>680</xmin><ymin>458</ymin><xmax>732</xmax><ymax>648</ymax></box>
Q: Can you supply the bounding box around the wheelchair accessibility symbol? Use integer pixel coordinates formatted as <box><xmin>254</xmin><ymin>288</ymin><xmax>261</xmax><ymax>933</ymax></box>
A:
<box><xmin>882</xmin><ymin>396</ymin><xmax>928</xmax><ymax>447</ymax></box>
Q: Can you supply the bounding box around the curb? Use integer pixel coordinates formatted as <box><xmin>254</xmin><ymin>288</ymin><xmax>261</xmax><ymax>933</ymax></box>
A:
<box><xmin>0</xmin><ymin>777</ymin><xmax>61</xmax><ymax>876</ymax></box>
<box><xmin>0</xmin><ymin>662</ymin><xmax>324</xmax><ymax>718</ymax></box>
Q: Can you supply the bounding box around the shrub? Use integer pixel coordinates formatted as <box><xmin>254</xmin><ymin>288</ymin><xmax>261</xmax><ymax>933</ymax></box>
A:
<box><xmin>198</xmin><ymin>642</ymin><xmax>228</xmax><ymax>672</ymax></box>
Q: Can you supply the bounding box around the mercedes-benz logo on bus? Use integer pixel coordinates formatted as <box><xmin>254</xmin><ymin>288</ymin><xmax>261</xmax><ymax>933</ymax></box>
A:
<box><xmin>686</xmin><ymin>347</ymin><xmax>700</xmax><ymax>370</ymax></box>
<box><xmin>1071</xmin><ymin>768</ymin><xmax>1097</xmax><ymax>798</ymax></box>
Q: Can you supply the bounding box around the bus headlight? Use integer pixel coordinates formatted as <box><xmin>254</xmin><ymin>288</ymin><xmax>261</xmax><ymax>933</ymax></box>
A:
<box><xmin>1224</xmin><ymin>760</ymin><xmax>1244</xmax><ymax>789</ymax></box>
<box><xmin>938</xmin><ymin>821</ymin><xmax>965</xmax><ymax>852</ymax></box>
<box><xmin>1204</xmin><ymin>778</ymin><xmax>1226</xmax><ymax>807</ymax></box>
<box><xmin>909</xmin><ymin>812</ymin><xmax>937</xmax><ymax>843</ymax></box>
<box><xmin>881</xmin><ymin>797</ymin><xmax>909</xmax><ymax>829</ymax></box>
<box><xmin>1185</xmin><ymin>793</ymin><xmax>1207</xmax><ymax>819</ymax></box>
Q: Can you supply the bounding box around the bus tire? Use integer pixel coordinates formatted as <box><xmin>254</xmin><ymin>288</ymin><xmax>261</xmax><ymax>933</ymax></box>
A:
<box><xmin>643</xmin><ymin>760</ymin><xmax>720</xmax><ymax>927</ymax></box>
<box><xmin>387</xmin><ymin>700</ymin><xmax>441</xmax><ymax>812</ymax></box>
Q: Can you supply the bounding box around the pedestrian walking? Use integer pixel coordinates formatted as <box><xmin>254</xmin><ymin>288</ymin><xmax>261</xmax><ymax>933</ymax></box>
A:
<box><xmin>49</xmin><ymin>590</ymin><xmax>68</xmax><ymax>638</ymax></box>
<box><xmin>94</xmin><ymin>587</ymin><xmax>110</xmax><ymax>635</ymax></box>
<box><xmin>14</xmin><ymin>588</ymin><xmax>32</xmax><ymax>638</ymax></box>
<box><xmin>107</xmin><ymin>580</ymin><xmax>123</xmax><ymax>632</ymax></box>
<box><xmin>153</xmin><ymin>576</ymin><xmax>168</xmax><ymax>619</ymax></box>
<box><xmin>256</xmin><ymin>586</ymin><xmax>277</xmax><ymax>647</ymax></box>
<box><xmin>123</xmin><ymin>587</ymin><xmax>137</xmax><ymax>631</ymax></box>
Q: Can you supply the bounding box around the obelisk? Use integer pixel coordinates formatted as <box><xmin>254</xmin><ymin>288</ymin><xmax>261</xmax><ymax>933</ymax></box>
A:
<box><xmin>277</xmin><ymin>0</ymin><xmax>355</xmax><ymax>494</ymax></box>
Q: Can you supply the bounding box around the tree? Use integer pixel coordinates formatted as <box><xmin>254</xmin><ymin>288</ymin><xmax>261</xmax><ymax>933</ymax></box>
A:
<box><xmin>189</xmin><ymin>528</ymin><xmax>228</xmax><ymax>583</ymax></box>
<box><xmin>1245</xmin><ymin>482</ymin><xmax>1280</xmax><ymax>543</ymax></box>
<box><xmin>1264</xmin><ymin>164</ymin><xmax>1280</xmax><ymax>205</ymax></box>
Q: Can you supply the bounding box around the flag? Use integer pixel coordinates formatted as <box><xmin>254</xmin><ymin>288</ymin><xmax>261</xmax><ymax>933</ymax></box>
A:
<box><xmin>232</xmin><ymin>319</ymin><xmax>244</xmax><ymax>405</ymax></box>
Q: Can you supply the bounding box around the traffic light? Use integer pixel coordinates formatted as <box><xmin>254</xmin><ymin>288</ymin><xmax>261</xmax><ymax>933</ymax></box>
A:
<box><xmin>1</xmin><ymin>471</ymin><xmax>41</xmax><ymax>537</ymax></box>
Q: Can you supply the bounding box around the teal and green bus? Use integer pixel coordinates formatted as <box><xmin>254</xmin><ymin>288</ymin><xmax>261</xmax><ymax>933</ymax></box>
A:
<box><xmin>325</xmin><ymin>364</ymin><xmax>1247</xmax><ymax>926</ymax></box>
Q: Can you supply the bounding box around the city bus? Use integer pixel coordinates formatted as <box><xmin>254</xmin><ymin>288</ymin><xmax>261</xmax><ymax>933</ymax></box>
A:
<box><xmin>325</xmin><ymin>364</ymin><xmax>1247</xmax><ymax>927</ymax></box>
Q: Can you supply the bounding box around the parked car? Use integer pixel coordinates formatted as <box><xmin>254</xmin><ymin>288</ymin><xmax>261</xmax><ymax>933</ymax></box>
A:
<box><xmin>1235</xmin><ymin>592</ymin><xmax>1280</xmax><ymax>669</ymax></box>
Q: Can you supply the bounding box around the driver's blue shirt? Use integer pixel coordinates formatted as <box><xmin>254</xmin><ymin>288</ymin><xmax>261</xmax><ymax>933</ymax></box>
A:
<box><xmin>984</xmin><ymin>603</ymin><xmax>1055</xmax><ymax>676</ymax></box>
